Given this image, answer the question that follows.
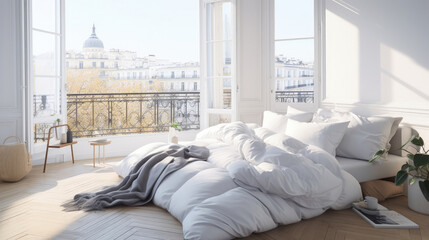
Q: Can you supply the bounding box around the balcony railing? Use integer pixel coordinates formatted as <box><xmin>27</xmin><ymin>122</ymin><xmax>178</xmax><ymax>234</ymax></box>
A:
<box><xmin>67</xmin><ymin>92</ymin><xmax>200</xmax><ymax>138</ymax></box>
<box><xmin>275</xmin><ymin>91</ymin><xmax>314</xmax><ymax>103</ymax></box>
<box><xmin>34</xmin><ymin>92</ymin><xmax>200</xmax><ymax>142</ymax></box>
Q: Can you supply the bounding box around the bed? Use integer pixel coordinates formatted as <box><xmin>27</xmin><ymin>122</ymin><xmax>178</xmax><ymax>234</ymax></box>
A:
<box><xmin>112</xmin><ymin>107</ymin><xmax>412</xmax><ymax>239</ymax></box>
<box><xmin>114</xmin><ymin>122</ymin><xmax>362</xmax><ymax>239</ymax></box>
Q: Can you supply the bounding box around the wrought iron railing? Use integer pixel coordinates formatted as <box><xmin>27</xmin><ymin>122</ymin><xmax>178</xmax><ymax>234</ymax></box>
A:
<box><xmin>33</xmin><ymin>92</ymin><xmax>200</xmax><ymax>142</ymax></box>
<box><xmin>275</xmin><ymin>91</ymin><xmax>314</xmax><ymax>103</ymax></box>
<box><xmin>67</xmin><ymin>92</ymin><xmax>200</xmax><ymax>138</ymax></box>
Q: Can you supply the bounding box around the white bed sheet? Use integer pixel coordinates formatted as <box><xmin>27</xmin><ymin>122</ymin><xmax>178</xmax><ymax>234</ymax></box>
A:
<box><xmin>337</xmin><ymin>154</ymin><xmax>407</xmax><ymax>183</ymax></box>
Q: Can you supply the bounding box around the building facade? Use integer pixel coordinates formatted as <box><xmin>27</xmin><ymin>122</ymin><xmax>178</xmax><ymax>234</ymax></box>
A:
<box><xmin>66</xmin><ymin>25</ymin><xmax>200</xmax><ymax>93</ymax></box>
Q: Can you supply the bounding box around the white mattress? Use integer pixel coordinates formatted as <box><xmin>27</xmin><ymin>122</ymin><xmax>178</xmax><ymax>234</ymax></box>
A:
<box><xmin>337</xmin><ymin>154</ymin><xmax>407</xmax><ymax>183</ymax></box>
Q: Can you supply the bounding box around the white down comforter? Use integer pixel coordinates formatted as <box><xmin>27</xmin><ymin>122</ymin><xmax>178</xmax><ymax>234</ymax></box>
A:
<box><xmin>114</xmin><ymin>122</ymin><xmax>362</xmax><ymax>239</ymax></box>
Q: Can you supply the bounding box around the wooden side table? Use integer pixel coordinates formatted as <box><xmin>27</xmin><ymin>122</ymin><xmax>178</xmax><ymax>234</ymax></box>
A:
<box><xmin>90</xmin><ymin>141</ymin><xmax>111</xmax><ymax>167</ymax></box>
<box><xmin>43</xmin><ymin>124</ymin><xmax>77</xmax><ymax>173</ymax></box>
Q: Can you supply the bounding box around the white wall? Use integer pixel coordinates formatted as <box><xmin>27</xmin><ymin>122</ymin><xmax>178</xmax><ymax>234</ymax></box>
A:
<box><xmin>0</xmin><ymin>0</ymin><xmax>25</xmax><ymax>144</ymax></box>
<box><xmin>323</xmin><ymin>0</ymin><xmax>429</xmax><ymax>140</ymax></box>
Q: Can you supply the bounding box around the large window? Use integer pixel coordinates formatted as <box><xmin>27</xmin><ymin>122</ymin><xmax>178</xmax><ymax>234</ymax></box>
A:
<box><xmin>31</xmin><ymin>0</ymin><xmax>201</xmax><ymax>143</ymax></box>
<box><xmin>274</xmin><ymin>0</ymin><xmax>315</xmax><ymax>104</ymax></box>
<box><xmin>202</xmin><ymin>0</ymin><xmax>236</xmax><ymax>127</ymax></box>
<box><xmin>31</xmin><ymin>0</ymin><xmax>65</xmax><ymax>145</ymax></box>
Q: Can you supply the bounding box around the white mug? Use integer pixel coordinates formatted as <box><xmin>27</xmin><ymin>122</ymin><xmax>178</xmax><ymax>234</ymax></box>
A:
<box><xmin>60</xmin><ymin>133</ymin><xmax>67</xmax><ymax>144</ymax></box>
<box><xmin>364</xmin><ymin>196</ymin><xmax>378</xmax><ymax>210</ymax></box>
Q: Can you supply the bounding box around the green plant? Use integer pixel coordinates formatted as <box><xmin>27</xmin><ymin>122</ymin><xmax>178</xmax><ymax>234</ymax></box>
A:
<box><xmin>171</xmin><ymin>123</ymin><xmax>181</xmax><ymax>132</ymax></box>
<box><xmin>371</xmin><ymin>135</ymin><xmax>429</xmax><ymax>201</ymax></box>
<box><xmin>56</xmin><ymin>118</ymin><xmax>61</xmax><ymax>124</ymax></box>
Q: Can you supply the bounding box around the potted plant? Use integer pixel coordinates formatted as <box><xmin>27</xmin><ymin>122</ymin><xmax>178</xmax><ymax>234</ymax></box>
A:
<box><xmin>168</xmin><ymin>123</ymin><xmax>181</xmax><ymax>144</ymax></box>
<box><xmin>371</xmin><ymin>135</ymin><xmax>429</xmax><ymax>214</ymax></box>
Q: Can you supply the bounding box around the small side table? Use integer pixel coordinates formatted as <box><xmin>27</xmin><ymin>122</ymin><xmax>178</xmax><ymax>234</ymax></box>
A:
<box><xmin>90</xmin><ymin>141</ymin><xmax>111</xmax><ymax>167</ymax></box>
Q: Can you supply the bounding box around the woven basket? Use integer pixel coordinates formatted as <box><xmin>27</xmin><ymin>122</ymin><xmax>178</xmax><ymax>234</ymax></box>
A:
<box><xmin>0</xmin><ymin>136</ymin><xmax>32</xmax><ymax>182</ymax></box>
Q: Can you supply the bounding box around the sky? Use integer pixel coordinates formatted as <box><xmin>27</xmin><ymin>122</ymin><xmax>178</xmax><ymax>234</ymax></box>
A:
<box><xmin>32</xmin><ymin>0</ymin><xmax>314</xmax><ymax>63</ymax></box>
<box><xmin>66</xmin><ymin>0</ymin><xmax>200</xmax><ymax>62</ymax></box>
<box><xmin>275</xmin><ymin>0</ymin><xmax>314</xmax><ymax>62</ymax></box>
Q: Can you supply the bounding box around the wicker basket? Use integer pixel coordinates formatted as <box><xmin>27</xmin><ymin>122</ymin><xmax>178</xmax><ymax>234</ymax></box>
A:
<box><xmin>0</xmin><ymin>136</ymin><xmax>32</xmax><ymax>182</ymax></box>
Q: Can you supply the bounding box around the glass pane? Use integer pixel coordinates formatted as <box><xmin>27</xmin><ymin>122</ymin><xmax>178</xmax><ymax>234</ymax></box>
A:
<box><xmin>208</xmin><ymin>77</ymin><xmax>231</xmax><ymax>109</ymax></box>
<box><xmin>209</xmin><ymin>113</ymin><xmax>231</xmax><ymax>126</ymax></box>
<box><xmin>207</xmin><ymin>1</ymin><xmax>232</xmax><ymax>41</ymax></box>
<box><xmin>275</xmin><ymin>0</ymin><xmax>314</xmax><ymax>39</ymax></box>
<box><xmin>275</xmin><ymin>39</ymin><xmax>314</xmax><ymax>103</ymax></box>
<box><xmin>33</xmin><ymin>31</ymin><xmax>58</xmax><ymax>76</ymax></box>
<box><xmin>207</xmin><ymin>41</ymin><xmax>231</xmax><ymax>77</ymax></box>
<box><xmin>32</xmin><ymin>0</ymin><xmax>59</xmax><ymax>32</ymax></box>
<box><xmin>34</xmin><ymin>122</ymin><xmax>56</xmax><ymax>143</ymax></box>
<box><xmin>33</xmin><ymin>77</ymin><xmax>60</xmax><ymax>117</ymax></box>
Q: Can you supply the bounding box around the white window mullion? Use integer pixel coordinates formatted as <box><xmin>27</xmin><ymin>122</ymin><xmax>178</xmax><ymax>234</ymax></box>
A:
<box><xmin>32</xmin><ymin>28</ymin><xmax>61</xmax><ymax>36</ymax></box>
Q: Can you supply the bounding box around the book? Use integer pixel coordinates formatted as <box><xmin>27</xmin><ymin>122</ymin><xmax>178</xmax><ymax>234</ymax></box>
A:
<box><xmin>352</xmin><ymin>202</ymin><xmax>419</xmax><ymax>229</ymax></box>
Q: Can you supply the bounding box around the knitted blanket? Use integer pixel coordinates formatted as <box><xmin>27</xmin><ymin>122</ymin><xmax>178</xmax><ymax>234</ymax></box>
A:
<box><xmin>62</xmin><ymin>145</ymin><xmax>209</xmax><ymax>211</ymax></box>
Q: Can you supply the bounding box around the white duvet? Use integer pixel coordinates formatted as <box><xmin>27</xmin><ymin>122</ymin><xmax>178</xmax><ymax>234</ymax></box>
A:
<box><xmin>114</xmin><ymin>122</ymin><xmax>362</xmax><ymax>239</ymax></box>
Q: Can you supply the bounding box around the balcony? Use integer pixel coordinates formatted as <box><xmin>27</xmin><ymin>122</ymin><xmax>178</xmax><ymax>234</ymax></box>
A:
<box><xmin>275</xmin><ymin>91</ymin><xmax>314</xmax><ymax>103</ymax></box>
<box><xmin>34</xmin><ymin>92</ymin><xmax>200</xmax><ymax>142</ymax></box>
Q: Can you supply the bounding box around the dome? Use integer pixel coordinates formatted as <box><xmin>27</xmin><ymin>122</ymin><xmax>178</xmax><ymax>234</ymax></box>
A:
<box><xmin>83</xmin><ymin>25</ymin><xmax>104</xmax><ymax>49</ymax></box>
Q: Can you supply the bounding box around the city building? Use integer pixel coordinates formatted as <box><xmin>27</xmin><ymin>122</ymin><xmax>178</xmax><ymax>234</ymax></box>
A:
<box><xmin>66</xmin><ymin>25</ymin><xmax>200</xmax><ymax>93</ymax></box>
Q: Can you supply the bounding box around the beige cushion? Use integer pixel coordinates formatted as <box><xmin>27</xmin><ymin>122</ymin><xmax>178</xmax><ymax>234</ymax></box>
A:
<box><xmin>389</xmin><ymin>126</ymin><xmax>419</xmax><ymax>157</ymax></box>
<box><xmin>360</xmin><ymin>180</ymin><xmax>403</xmax><ymax>202</ymax></box>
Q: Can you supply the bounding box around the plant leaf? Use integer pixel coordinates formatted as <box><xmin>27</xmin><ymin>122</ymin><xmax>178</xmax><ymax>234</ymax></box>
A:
<box><xmin>395</xmin><ymin>170</ymin><xmax>408</xmax><ymax>186</ymax></box>
<box><xmin>401</xmin><ymin>163</ymin><xmax>410</xmax><ymax>171</ymax></box>
<box><xmin>407</xmin><ymin>154</ymin><xmax>414</xmax><ymax>161</ymax></box>
<box><xmin>370</xmin><ymin>149</ymin><xmax>386</xmax><ymax>163</ymax></box>
<box><xmin>413</xmin><ymin>154</ymin><xmax>429</xmax><ymax>168</ymax></box>
<box><xmin>409</xmin><ymin>177</ymin><xmax>416</xmax><ymax>185</ymax></box>
<box><xmin>375</xmin><ymin>149</ymin><xmax>386</xmax><ymax>156</ymax></box>
<box><xmin>411</xmin><ymin>136</ymin><xmax>424</xmax><ymax>147</ymax></box>
<box><xmin>418</xmin><ymin>180</ymin><xmax>429</xmax><ymax>202</ymax></box>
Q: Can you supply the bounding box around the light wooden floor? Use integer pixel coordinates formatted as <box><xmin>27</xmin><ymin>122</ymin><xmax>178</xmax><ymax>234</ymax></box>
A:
<box><xmin>1</xmin><ymin>159</ymin><xmax>429</xmax><ymax>240</ymax></box>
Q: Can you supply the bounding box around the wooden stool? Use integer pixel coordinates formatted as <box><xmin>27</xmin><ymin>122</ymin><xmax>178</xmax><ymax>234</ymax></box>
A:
<box><xmin>90</xmin><ymin>141</ymin><xmax>111</xmax><ymax>167</ymax></box>
<box><xmin>43</xmin><ymin>124</ymin><xmax>77</xmax><ymax>173</ymax></box>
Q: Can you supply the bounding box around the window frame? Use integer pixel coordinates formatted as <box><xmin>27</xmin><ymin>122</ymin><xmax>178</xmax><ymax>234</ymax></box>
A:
<box><xmin>200</xmin><ymin>0</ymin><xmax>237</xmax><ymax>128</ymax></box>
<box><xmin>269</xmin><ymin>0</ymin><xmax>323</xmax><ymax>112</ymax></box>
<box><xmin>27</xmin><ymin>0</ymin><xmax>66</xmax><ymax>153</ymax></box>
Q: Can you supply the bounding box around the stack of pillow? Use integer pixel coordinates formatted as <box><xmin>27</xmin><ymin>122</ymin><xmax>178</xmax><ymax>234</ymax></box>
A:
<box><xmin>262</xmin><ymin>107</ymin><xmax>402</xmax><ymax>161</ymax></box>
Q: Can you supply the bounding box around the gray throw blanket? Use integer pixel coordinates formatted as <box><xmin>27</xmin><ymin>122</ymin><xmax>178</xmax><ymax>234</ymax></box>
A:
<box><xmin>62</xmin><ymin>145</ymin><xmax>209</xmax><ymax>211</ymax></box>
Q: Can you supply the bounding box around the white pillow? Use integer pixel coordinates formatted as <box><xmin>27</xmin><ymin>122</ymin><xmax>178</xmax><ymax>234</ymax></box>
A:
<box><xmin>336</xmin><ymin>114</ymin><xmax>396</xmax><ymax>160</ymax></box>
<box><xmin>385</xmin><ymin>117</ymin><xmax>403</xmax><ymax>151</ymax></box>
<box><xmin>262</xmin><ymin>109</ymin><xmax>313</xmax><ymax>133</ymax></box>
<box><xmin>285</xmin><ymin>119</ymin><xmax>349</xmax><ymax>157</ymax></box>
<box><xmin>312</xmin><ymin>108</ymin><xmax>352</xmax><ymax>123</ymax></box>
<box><xmin>287</xmin><ymin>106</ymin><xmax>312</xmax><ymax>115</ymax></box>
<box><xmin>262</xmin><ymin>111</ymin><xmax>289</xmax><ymax>133</ymax></box>
<box><xmin>313</xmin><ymin>109</ymin><xmax>399</xmax><ymax>160</ymax></box>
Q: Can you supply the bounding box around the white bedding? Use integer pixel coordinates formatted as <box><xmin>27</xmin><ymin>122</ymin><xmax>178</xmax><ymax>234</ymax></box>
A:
<box><xmin>114</xmin><ymin>122</ymin><xmax>362</xmax><ymax>239</ymax></box>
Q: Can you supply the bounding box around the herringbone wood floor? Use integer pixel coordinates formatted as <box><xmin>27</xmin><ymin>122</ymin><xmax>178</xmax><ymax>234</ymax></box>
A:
<box><xmin>1</xmin><ymin>158</ymin><xmax>428</xmax><ymax>240</ymax></box>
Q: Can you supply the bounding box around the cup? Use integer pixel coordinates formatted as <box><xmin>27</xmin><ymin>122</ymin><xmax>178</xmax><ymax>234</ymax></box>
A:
<box><xmin>364</xmin><ymin>196</ymin><xmax>378</xmax><ymax>210</ymax></box>
<box><xmin>60</xmin><ymin>133</ymin><xmax>67</xmax><ymax>144</ymax></box>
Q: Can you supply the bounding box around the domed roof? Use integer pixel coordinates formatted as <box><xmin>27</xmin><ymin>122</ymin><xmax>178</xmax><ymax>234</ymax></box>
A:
<box><xmin>83</xmin><ymin>24</ymin><xmax>104</xmax><ymax>49</ymax></box>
